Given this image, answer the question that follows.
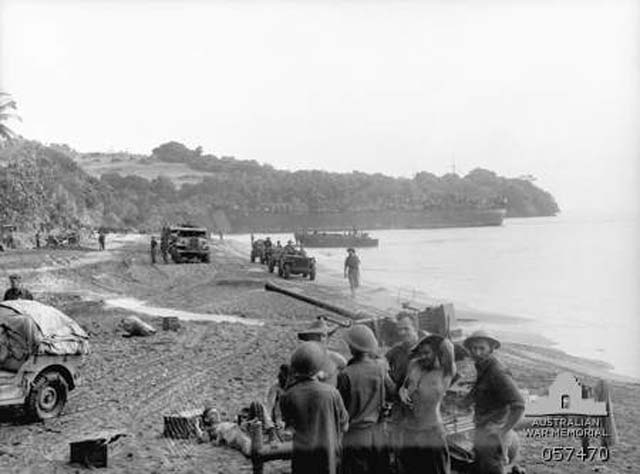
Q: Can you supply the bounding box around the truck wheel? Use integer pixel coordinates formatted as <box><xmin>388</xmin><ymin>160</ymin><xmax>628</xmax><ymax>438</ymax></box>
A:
<box><xmin>309</xmin><ymin>268</ymin><xmax>316</xmax><ymax>281</ymax></box>
<box><xmin>202</xmin><ymin>254</ymin><xmax>210</xmax><ymax>263</ymax></box>
<box><xmin>283</xmin><ymin>264</ymin><xmax>291</xmax><ymax>279</ymax></box>
<box><xmin>26</xmin><ymin>371</ymin><xmax>68</xmax><ymax>420</ymax></box>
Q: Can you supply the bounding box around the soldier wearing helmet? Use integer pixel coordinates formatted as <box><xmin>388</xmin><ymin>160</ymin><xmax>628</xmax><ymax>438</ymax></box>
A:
<box><xmin>463</xmin><ymin>330</ymin><xmax>524</xmax><ymax>474</ymax></box>
<box><xmin>337</xmin><ymin>325</ymin><xmax>395</xmax><ymax>474</ymax></box>
<box><xmin>280</xmin><ymin>342</ymin><xmax>349</xmax><ymax>474</ymax></box>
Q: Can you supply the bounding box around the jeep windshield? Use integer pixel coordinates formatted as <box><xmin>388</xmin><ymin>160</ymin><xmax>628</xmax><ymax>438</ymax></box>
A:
<box><xmin>173</xmin><ymin>229</ymin><xmax>207</xmax><ymax>237</ymax></box>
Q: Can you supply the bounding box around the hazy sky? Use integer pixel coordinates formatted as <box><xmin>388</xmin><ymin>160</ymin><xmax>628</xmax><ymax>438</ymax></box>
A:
<box><xmin>1</xmin><ymin>0</ymin><xmax>638</xmax><ymax>214</ymax></box>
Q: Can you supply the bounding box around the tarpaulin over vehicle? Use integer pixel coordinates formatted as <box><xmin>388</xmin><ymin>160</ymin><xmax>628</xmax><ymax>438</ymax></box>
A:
<box><xmin>0</xmin><ymin>300</ymin><xmax>89</xmax><ymax>370</ymax></box>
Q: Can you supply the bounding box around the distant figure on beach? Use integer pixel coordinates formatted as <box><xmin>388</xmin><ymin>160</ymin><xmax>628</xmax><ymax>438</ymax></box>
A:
<box><xmin>462</xmin><ymin>330</ymin><xmax>524</xmax><ymax>474</ymax></box>
<box><xmin>160</xmin><ymin>230</ymin><xmax>169</xmax><ymax>264</ymax></box>
<box><xmin>150</xmin><ymin>236</ymin><xmax>158</xmax><ymax>264</ymax></box>
<box><xmin>98</xmin><ymin>230</ymin><xmax>106</xmax><ymax>251</ymax></box>
<box><xmin>3</xmin><ymin>274</ymin><xmax>34</xmax><ymax>301</ymax></box>
<box><xmin>344</xmin><ymin>248</ymin><xmax>360</xmax><ymax>297</ymax></box>
<box><xmin>397</xmin><ymin>335</ymin><xmax>456</xmax><ymax>474</ymax></box>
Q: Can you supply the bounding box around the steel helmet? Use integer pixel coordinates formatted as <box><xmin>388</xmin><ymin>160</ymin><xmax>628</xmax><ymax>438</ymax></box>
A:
<box><xmin>344</xmin><ymin>324</ymin><xmax>379</xmax><ymax>354</ymax></box>
<box><xmin>290</xmin><ymin>341</ymin><xmax>328</xmax><ymax>377</ymax></box>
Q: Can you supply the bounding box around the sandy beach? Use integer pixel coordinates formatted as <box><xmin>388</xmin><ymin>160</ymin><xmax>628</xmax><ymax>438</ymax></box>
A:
<box><xmin>0</xmin><ymin>235</ymin><xmax>638</xmax><ymax>473</ymax></box>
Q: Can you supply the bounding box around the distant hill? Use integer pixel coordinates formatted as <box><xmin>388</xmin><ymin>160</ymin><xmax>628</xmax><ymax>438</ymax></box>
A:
<box><xmin>0</xmin><ymin>139</ymin><xmax>559</xmax><ymax>233</ymax></box>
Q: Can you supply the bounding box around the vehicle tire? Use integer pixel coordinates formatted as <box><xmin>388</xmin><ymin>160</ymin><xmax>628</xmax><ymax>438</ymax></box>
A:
<box><xmin>309</xmin><ymin>267</ymin><xmax>316</xmax><ymax>281</ymax></box>
<box><xmin>302</xmin><ymin>273</ymin><xmax>308</xmax><ymax>278</ymax></box>
<box><xmin>283</xmin><ymin>264</ymin><xmax>291</xmax><ymax>279</ymax></box>
<box><xmin>202</xmin><ymin>253</ymin><xmax>210</xmax><ymax>263</ymax></box>
<box><xmin>26</xmin><ymin>371</ymin><xmax>68</xmax><ymax>421</ymax></box>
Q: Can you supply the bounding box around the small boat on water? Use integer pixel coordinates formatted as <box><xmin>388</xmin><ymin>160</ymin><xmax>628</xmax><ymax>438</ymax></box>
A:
<box><xmin>294</xmin><ymin>229</ymin><xmax>379</xmax><ymax>248</ymax></box>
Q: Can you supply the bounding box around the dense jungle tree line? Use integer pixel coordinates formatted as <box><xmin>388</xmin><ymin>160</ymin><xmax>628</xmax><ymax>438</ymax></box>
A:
<box><xmin>0</xmin><ymin>139</ymin><xmax>559</xmax><ymax>232</ymax></box>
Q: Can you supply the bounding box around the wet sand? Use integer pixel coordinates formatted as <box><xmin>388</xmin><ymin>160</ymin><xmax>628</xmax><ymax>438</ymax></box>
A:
<box><xmin>0</xmin><ymin>235</ymin><xmax>638</xmax><ymax>473</ymax></box>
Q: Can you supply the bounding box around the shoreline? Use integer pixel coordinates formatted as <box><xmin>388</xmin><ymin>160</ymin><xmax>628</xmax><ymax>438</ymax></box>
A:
<box><xmin>226</xmin><ymin>235</ymin><xmax>635</xmax><ymax>383</ymax></box>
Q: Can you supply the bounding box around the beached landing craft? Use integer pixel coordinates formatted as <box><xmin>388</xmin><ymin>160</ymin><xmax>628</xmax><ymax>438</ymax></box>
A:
<box><xmin>294</xmin><ymin>229</ymin><xmax>379</xmax><ymax>248</ymax></box>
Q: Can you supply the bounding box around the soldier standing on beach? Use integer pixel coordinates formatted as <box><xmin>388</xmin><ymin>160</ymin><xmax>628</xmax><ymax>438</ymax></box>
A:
<box><xmin>462</xmin><ymin>330</ymin><xmax>524</xmax><ymax>474</ymax></box>
<box><xmin>280</xmin><ymin>342</ymin><xmax>349</xmax><ymax>474</ymax></box>
<box><xmin>160</xmin><ymin>230</ymin><xmax>169</xmax><ymax>264</ymax></box>
<box><xmin>98</xmin><ymin>229</ymin><xmax>106</xmax><ymax>251</ymax></box>
<box><xmin>150</xmin><ymin>236</ymin><xmax>158</xmax><ymax>264</ymax></box>
<box><xmin>397</xmin><ymin>335</ymin><xmax>456</xmax><ymax>474</ymax></box>
<box><xmin>344</xmin><ymin>248</ymin><xmax>360</xmax><ymax>297</ymax></box>
<box><xmin>337</xmin><ymin>325</ymin><xmax>395</xmax><ymax>474</ymax></box>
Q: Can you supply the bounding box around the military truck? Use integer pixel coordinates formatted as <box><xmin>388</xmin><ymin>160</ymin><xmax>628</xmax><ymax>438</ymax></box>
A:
<box><xmin>0</xmin><ymin>300</ymin><xmax>89</xmax><ymax>421</ymax></box>
<box><xmin>276</xmin><ymin>246</ymin><xmax>316</xmax><ymax>280</ymax></box>
<box><xmin>163</xmin><ymin>225</ymin><xmax>211</xmax><ymax>263</ymax></box>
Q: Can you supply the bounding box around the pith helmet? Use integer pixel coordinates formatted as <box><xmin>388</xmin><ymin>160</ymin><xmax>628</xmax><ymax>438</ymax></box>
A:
<box><xmin>344</xmin><ymin>324</ymin><xmax>379</xmax><ymax>354</ymax></box>
<box><xmin>347</xmin><ymin>248</ymin><xmax>355</xmax><ymax>253</ymax></box>
<box><xmin>8</xmin><ymin>274</ymin><xmax>20</xmax><ymax>281</ymax></box>
<box><xmin>463</xmin><ymin>330</ymin><xmax>501</xmax><ymax>350</ymax></box>
<box><xmin>290</xmin><ymin>342</ymin><xmax>328</xmax><ymax>377</ymax></box>
<box><xmin>297</xmin><ymin>319</ymin><xmax>329</xmax><ymax>340</ymax></box>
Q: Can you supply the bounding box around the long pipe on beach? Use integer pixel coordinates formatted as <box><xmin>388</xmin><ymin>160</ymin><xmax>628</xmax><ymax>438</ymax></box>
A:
<box><xmin>264</xmin><ymin>282</ymin><xmax>368</xmax><ymax>321</ymax></box>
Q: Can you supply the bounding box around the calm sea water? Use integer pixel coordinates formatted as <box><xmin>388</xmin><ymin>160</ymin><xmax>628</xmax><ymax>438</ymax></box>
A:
<box><xmin>231</xmin><ymin>213</ymin><xmax>640</xmax><ymax>378</ymax></box>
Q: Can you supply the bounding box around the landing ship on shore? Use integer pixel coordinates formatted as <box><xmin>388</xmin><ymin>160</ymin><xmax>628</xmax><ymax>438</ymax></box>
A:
<box><xmin>294</xmin><ymin>229</ymin><xmax>379</xmax><ymax>248</ymax></box>
<box><xmin>226</xmin><ymin>207</ymin><xmax>507</xmax><ymax>233</ymax></box>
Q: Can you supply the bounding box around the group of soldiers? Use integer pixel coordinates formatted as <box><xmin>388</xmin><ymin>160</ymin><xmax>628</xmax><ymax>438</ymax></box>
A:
<box><xmin>267</xmin><ymin>313</ymin><xmax>525</xmax><ymax>474</ymax></box>
<box><xmin>149</xmin><ymin>232</ymin><xmax>172</xmax><ymax>264</ymax></box>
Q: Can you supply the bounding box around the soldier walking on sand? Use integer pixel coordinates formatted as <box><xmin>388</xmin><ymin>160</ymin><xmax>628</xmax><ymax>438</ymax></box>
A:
<box><xmin>462</xmin><ymin>330</ymin><xmax>525</xmax><ymax>474</ymax></box>
<box><xmin>337</xmin><ymin>325</ymin><xmax>395</xmax><ymax>474</ymax></box>
<box><xmin>397</xmin><ymin>335</ymin><xmax>456</xmax><ymax>474</ymax></box>
<box><xmin>3</xmin><ymin>274</ymin><xmax>34</xmax><ymax>301</ymax></box>
<box><xmin>280</xmin><ymin>341</ymin><xmax>349</xmax><ymax>474</ymax></box>
<box><xmin>150</xmin><ymin>236</ymin><xmax>158</xmax><ymax>264</ymax></box>
<box><xmin>344</xmin><ymin>248</ymin><xmax>360</xmax><ymax>297</ymax></box>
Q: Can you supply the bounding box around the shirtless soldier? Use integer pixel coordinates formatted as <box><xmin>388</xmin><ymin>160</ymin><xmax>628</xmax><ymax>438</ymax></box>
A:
<box><xmin>397</xmin><ymin>335</ymin><xmax>456</xmax><ymax>474</ymax></box>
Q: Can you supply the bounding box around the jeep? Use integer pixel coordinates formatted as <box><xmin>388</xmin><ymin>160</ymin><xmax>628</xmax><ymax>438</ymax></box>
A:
<box><xmin>277</xmin><ymin>247</ymin><xmax>316</xmax><ymax>280</ymax></box>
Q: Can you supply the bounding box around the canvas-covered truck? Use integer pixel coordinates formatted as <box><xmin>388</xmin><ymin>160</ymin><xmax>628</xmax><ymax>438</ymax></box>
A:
<box><xmin>0</xmin><ymin>300</ymin><xmax>90</xmax><ymax>420</ymax></box>
<box><xmin>164</xmin><ymin>225</ymin><xmax>211</xmax><ymax>263</ymax></box>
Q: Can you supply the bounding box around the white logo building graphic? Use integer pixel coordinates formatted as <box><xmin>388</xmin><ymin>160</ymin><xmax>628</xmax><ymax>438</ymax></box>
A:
<box><xmin>526</xmin><ymin>372</ymin><xmax>607</xmax><ymax>417</ymax></box>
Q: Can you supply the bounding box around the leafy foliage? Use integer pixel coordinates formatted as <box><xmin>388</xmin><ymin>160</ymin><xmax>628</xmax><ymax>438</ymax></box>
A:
<box><xmin>0</xmin><ymin>139</ymin><xmax>559</xmax><ymax>232</ymax></box>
